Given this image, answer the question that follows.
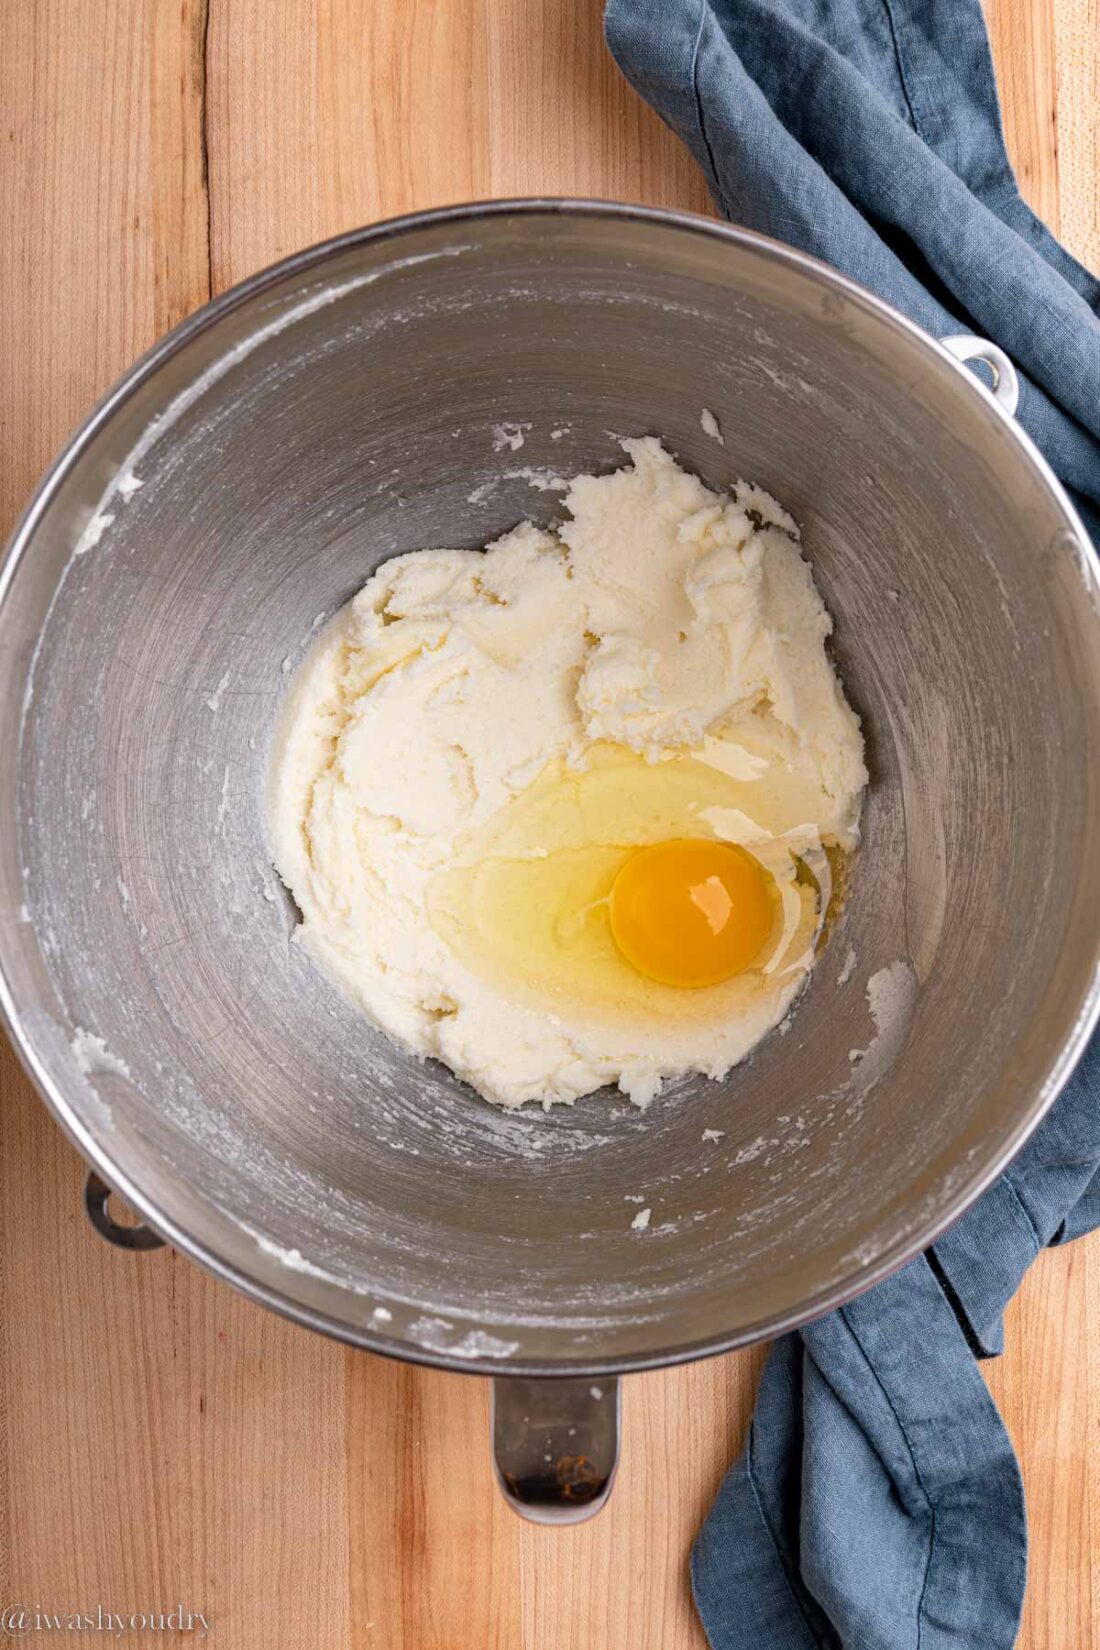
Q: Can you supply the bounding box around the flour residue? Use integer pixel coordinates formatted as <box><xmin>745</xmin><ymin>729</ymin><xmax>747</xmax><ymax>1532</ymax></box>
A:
<box><xmin>502</xmin><ymin>465</ymin><xmax>568</xmax><ymax>492</ymax></box>
<box><xmin>204</xmin><ymin>671</ymin><xmax>231</xmax><ymax>713</ymax></box>
<box><xmin>216</xmin><ymin>765</ymin><xmax>232</xmax><ymax>829</ymax></box>
<box><xmin>73</xmin><ymin>513</ymin><xmax>115</xmax><ymax>556</ymax></box>
<box><xmin>700</xmin><ymin>407</ymin><xmax>724</xmax><ymax>444</ymax></box>
<box><xmin>407</xmin><ymin>1315</ymin><xmax>520</xmax><ymax>1360</ymax></box>
<box><xmin>71</xmin><ymin>1028</ymin><xmax>133</xmax><ymax>1081</ymax></box>
<box><xmin>847</xmin><ymin>960</ymin><xmax>917</xmax><ymax>1087</ymax></box>
<box><xmin>491</xmin><ymin>421</ymin><xmax>530</xmax><ymax>453</ymax></box>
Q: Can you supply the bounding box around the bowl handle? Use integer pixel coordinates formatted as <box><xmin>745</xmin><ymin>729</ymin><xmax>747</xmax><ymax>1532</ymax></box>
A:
<box><xmin>84</xmin><ymin>1171</ymin><xmax>167</xmax><ymax>1251</ymax></box>
<box><xmin>940</xmin><ymin>334</ymin><xmax>1020</xmax><ymax>418</ymax></box>
<box><xmin>492</xmin><ymin>1374</ymin><xmax>620</xmax><ymax>1523</ymax></box>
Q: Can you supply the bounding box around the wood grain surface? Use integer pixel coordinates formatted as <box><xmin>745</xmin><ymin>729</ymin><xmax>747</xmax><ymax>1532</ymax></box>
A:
<box><xmin>0</xmin><ymin>3</ymin><xmax>1097</xmax><ymax>1646</ymax></box>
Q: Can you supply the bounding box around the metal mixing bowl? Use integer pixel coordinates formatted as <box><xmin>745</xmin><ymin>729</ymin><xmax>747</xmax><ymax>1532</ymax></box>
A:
<box><xmin>2</xmin><ymin>203</ymin><xmax>1098</xmax><ymax>1518</ymax></box>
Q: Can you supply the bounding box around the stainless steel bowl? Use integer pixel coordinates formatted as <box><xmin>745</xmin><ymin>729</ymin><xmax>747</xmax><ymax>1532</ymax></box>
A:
<box><xmin>2</xmin><ymin>203</ymin><xmax>1098</xmax><ymax>1519</ymax></box>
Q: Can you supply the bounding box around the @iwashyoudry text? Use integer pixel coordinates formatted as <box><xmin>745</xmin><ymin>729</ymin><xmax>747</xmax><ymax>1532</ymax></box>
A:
<box><xmin>0</xmin><ymin>1606</ymin><xmax>210</xmax><ymax>1637</ymax></box>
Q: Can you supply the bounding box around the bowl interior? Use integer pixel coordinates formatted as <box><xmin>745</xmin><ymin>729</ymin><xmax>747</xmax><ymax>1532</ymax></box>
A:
<box><xmin>2</xmin><ymin>207</ymin><xmax>1099</xmax><ymax>1370</ymax></box>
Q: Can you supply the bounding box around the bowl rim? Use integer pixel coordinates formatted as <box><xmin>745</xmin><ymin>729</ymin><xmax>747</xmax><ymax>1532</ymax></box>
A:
<box><xmin>2</xmin><ymin>196</ymin><xmax>1099</xmax><ymax>1378</ymax></box>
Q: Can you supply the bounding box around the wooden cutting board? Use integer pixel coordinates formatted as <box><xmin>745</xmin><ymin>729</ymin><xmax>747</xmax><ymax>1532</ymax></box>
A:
<box><xmin>0</xmin><ymin>3</ymin><xmax>1096</xmax><ymax>1645</ymax></box>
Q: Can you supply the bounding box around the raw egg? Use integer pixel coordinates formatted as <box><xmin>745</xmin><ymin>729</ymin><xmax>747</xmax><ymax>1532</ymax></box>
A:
<box><xmin>608</xmin><ymin>839</ymin><xmax>776</xmax><ymax>988</ymax></box>
<box><xmin>427</xmin><ymin>742</ymin><xmax>834</xmax><ymax>1031</ymax></box>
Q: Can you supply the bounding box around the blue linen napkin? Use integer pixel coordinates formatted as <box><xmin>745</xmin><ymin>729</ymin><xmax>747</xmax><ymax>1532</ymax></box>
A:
<box><xmin>604</xmin><ymin>3</ymin><xmax>1100</xmax><ymax>1644</ymax></box>
<box><xmin>605</xmin><ymin>0</ymin><xmax>1100</xmax><ymax>541</ymax></box>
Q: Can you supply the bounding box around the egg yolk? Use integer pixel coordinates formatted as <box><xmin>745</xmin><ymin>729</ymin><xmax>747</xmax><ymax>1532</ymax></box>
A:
<box><xmin>608</xmin><ymin>839</ymin><xmax>776</xmax><ymax>988</ymax></box>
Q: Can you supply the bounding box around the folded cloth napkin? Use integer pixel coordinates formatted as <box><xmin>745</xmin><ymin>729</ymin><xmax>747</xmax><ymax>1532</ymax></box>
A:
<box><xmin>605</xmin><ymin>0</ymin><xmax>1100</xmax><ymax>542</ymax></box>
<box><xmin>604</xmin><ymin>3</ymin><xmax>1100</xmax><ymax>1645</ymax></box>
